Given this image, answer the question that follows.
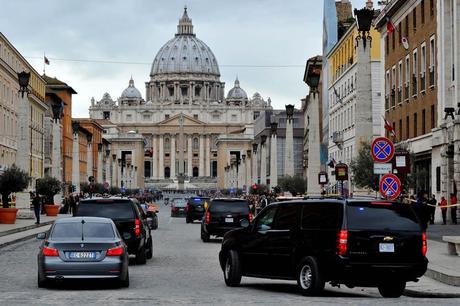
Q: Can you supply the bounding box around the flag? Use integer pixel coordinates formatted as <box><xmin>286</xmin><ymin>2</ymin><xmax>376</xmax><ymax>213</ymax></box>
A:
<box><xmin>333</xmin><ymin>87</ymin><xmax>342</xmax><ymax>104</ymax></box>
<box><xmin>386</xmin><ymin>17</ymin><xmax>395</xmax><ymax>35</ymax></box>
<box><xmin>44</xmin><ymin>56</ymin><xmax>50</xmax><ymax>65</ymax></box>
<box><xmin>383</xmin><ymin>116</ymin><xmax>396</xmax><ymax>138</ymax></box>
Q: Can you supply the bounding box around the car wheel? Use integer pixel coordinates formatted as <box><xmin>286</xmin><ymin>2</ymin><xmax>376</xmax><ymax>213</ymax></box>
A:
<box><xmin>297</xmin><ymin>256</ymin><xmax>325</xmax><ymax>296</ymax></box>
<box><xmin>135</xmin><ymin>245</ymin><xmax>147</xmax><ymax>265</ymax></box>
<box><xmin>37</xmin><ymin>270</ymin><xmax>48</xmax><ymax>288</ymax></box>
<box><xmin>223</xmin><ymin>250</ymin><xmax>242</xmax><ymax>287</ymax></box>
<box><xmin>146</xmin><ymin>237</ymin><xmax>153</xmax><ymax>259</ymax></box>
<box><xmin>201</xmin><ymin>229</ymin><xmax>210</xmax><ymax>242</ymax></box>
<box><xmin>119</xmin><ymin>270</ymin><xmax>130</xmax><ymax>288</ymax></box>
<box><xmin>378</xmin><ymin>281</ymin><xmax>406</xmax><ymax>298</ymax></box>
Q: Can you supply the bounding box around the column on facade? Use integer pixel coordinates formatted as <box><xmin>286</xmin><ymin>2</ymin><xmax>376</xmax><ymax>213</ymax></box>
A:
<box><xmin>111</xmin><ymin>155</ymin><xmax>117</xmax><ymax>187</ymax></box>
<box><xmin>204</xmin><ymin>82</ymin><xmax>209</xmax><ymax>101</ymax></box>
<box><xmin>199</xmin><ymin>135</ymin><xmax>205</xmax><ymax>176</ymax></box>
<box><xmin>187</xmin><ymin>135</ymin><xmax>193</xmax><ymax>176</ymax></box>
<box><xmin>284</xmin><ymin>117</ymin><xmax>294</xmax><ymax>177</ymax></box>
<box><xmin>158</xmin><ymin>135</ymin><xmax>164</xmax><ymax>179</ymax></box>
<box><xmin>270</xmin><ymin>133</ymin><xmax>278</xmax><ymax>189</ymax></box>
<box><xmin>72</xmin><ymin>125</ymin><xmax>80</xmax><ymax>193</ymax></box>
<box><xmin>245</xmin><ymin>150</ymin><xmax>252</xmax><ymax>189</ymax></box>
<box><xmin>134</xmin><ymin>166</ymin><xmax>138</xmax><ymax>189</ymax></box>
<box><xmin>97</xmin><ymin>144</ymin><xmax>103</xmax><ymax>183</ymax></box>
<box><xmin>152</xmin><ymin>135</ymin><xmax>158</xmax><ymax>179</ymax></box>
<box><xmin>205</xmin><ymin>134</ymin><xmax>211</xmax><ymax>176</ymax></box>
<box><xmin>105</xmin><ymin>154</ymin><xmax>111</xmax><ymax>187</ymax></box>
<box><xmin>189</xmin><ymin>82</ymin><xmax>194</xmax><ymax>102</ymax></box>
<box><xmin>241</xmin><ymin>155</ymin><xmax>247</xmax><ymax>192</ymax></box>
<box><xmin>170</xmin><ymin>134</ymin><xmax>176</xmax><ymax>179</ymax></box>
<box><xmin>86</xmin><ymin>135</ymin><xmax>93</xmax><ymax>181</ymax></box>
<box><xmin>260</xmin><ymin>141</ymin><xmax>267</xmax><ymax>185</ymax></box>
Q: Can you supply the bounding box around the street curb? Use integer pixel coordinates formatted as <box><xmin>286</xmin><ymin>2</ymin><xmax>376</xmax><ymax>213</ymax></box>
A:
<box><xmin>425</xmin><ymin>268</ymin><xmax>460</xmax><ymax>287</ymax></box>
<box><xmin>404</xmin><ymin>288</ymin><xmax>460</xmax><ymax>298</ymax></box>
<box><xmin>0</xmin><ymin>230</ymin><xmax>48</xmax><ymax>249</ymax></box>
<box><xmin>0</xmin><ymin>220</ymin><xmax>54</xmax><ymax>238</ymax></box>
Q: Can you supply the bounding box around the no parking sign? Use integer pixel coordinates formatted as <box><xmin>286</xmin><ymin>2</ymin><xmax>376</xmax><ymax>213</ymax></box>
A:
<box><xmin>379</xmin><ymin>174</ymin><xmax>401</xmax><ymax>200</ymax></box>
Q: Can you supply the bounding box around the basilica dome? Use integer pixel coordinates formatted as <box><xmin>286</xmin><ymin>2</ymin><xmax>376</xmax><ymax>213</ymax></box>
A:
<box><xmin>150</xmin><ymin>7</ymin><xmax>220</xmax><ymax>76</ymax></box>
<box><xmin>121</xmin><ymin>77</ymin><xmax>142</xmax><ymax>99</ymax></box>
<box><xmin>227</xmin><ymin>77</ymin><xmax>248</xmax><ymax>100</ymax></box>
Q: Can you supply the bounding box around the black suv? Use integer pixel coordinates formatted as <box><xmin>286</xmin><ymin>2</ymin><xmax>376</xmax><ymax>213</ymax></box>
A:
<box><xmin>201</xmin><ymin>198</ymin><xmax>252</xmax><ymax>242</ymax></box>
<box><xmin>75</xmin><ymin>197</ymin><xmax>153</xmax><ymax>264</ymax></box>
<box><xmin>219</xmin><ymin>198</ymin><xmax>428</xmax><ymax>297</ymax></box>
<box><xmin>186</xmin><ymin>197</ymin><xmax>210</xmax><ymax>223</ymax></box>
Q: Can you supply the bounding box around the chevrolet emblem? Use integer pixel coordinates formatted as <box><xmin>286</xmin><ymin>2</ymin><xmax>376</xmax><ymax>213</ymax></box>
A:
<box><xmin>383</xmin><ymin>236</ymin><xmax>394</xmax><ymax>242</ymax></box>
<box><xmin>80</xmin><ymin>244</ymin><xmax>84</xmax><ymax>248</ymax></box>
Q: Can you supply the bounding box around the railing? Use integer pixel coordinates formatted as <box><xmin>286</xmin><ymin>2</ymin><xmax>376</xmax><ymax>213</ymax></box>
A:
<box><xmin>412</xmin><ymin>75</ymin><xmax>418</xmax><ymax>96</ymax></box>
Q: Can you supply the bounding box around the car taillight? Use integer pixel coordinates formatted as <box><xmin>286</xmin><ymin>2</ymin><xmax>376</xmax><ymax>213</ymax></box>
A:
<box><xmin>422</xmin><ymin>232</ymin><xmax>427</xmax><ymax>256</ymax></box>
<box><xmin>42</xmin><ymin>246</ymin><xmax>59</xmax><ymax>257</ymax></box>
<box><xmin>134</xmin><ymin>219</ymin><xmax>141</xmax><ymax>237</ymax></box>
<box><xmin>107</xmin><ymin>246</ymin><xmax>124</xmax><ymax>256</ymax></box>
<box><xmin>336</xmin><ymin>230</ymin><xmax>348</xmax><ymax>256</ymax></box>
<box><xmin>249</xmin><ymin>213</ymin><xmax>253</xmax><ymax>222</ymax></box>
<box><xmin>205</xmin><ymin>211</ymin><xmax>211</xmax><ymax>225</ymax></box>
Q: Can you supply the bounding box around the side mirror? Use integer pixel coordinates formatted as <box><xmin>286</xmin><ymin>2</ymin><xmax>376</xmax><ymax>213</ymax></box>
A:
<box><xmin>36</xmin><ymin>232</ymin><xmax>46</xmax><ymax>240</ymax></box>
<box><xmin>122</xmin><ymin>232</ymin><xmax>132</xmax><ymax>240</ymax></box>
<box><xmin>240</xmin><ymin>219</ymin><xmax>250</xmax><ymax>228</ymax></box>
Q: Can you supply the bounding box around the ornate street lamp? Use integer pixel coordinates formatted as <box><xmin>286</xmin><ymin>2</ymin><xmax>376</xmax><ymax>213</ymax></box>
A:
<box><xmin>252</xmin><ymin>143</ymin><xmax>258</xmax><ymax>154</ymax></box>
<box><xmin>261</xmin><ymin>135</ymin><xmax>267</xmax><ymax>144</ymax></box>
<box><xmin>106</xmin><ymin>146</ymin><xmax>111</xmax><ymax>158</ymax></box>
<box><xmin>246</xmin><ymin>150</ymin><xmax>252</xmax><ymax>158</ymax></box>
<box><xmin>285</xmin><ymin>104</ymin><xmax>295</xmax><ymax>120</ymax></box>
<box><xmin>50</xmin><ymin>94</ymin><xmax>64</xmax><ymax>122</ymax></box>
<box><xmin>354</xmin><ymin>8</ymin><xmax>374</xmax><ymax>47</ymax></box>
<box><xmin>71</xmin><ymin>122</ymin><xmax>80</xmax><ymax>135</ymax></box>
<box><xmin>97</xmin><ymin>143</ymin><xmax>103</xmax><ymax>152</ymax></box>
<box><xmin>17</xmin><ymin>71</ymin><xmax>30</xmax><ymax>98</ymax></box>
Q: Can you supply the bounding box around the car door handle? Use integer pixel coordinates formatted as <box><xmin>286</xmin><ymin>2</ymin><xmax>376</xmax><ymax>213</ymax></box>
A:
<box><xmin>266</xmin><ymin>229</ymin><xmax>290</xmax><ymax>233</ymax></box>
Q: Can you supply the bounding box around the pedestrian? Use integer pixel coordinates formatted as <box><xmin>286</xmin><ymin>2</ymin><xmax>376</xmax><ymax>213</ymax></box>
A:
<box><xmin>32</xmin><ymin>192</ymin><xmax>41</xmax><ymax>224</ymax></box>
<box><xmin>414</xmin><ymin>191</ymin><xmax>428</xmax><ymax>230</ymax></box>
<box><xmin>451</xmin><ymin>193</ymin><xmax>458</xmax><ymax>225</ymax></box>
<box><xmin>69</xmin><ymin>195</ymin><xmax>76</xmax><ymax>215</ymax></box>
<box><xmin>428</xmin><ymin>194</ymin><xmax>436</xmax><ymax>225</ymax></box>
<box><xmin>439</xmin><ymin>196</ymin><xmax>447</xmax><ymax>225</ymax></box>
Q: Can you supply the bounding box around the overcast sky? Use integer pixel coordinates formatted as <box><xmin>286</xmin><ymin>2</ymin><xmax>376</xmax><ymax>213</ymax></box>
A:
<box><xmin>1</xmin><ymin>0</ymin><xmax>367</xmax><ymax>117</ymax></box>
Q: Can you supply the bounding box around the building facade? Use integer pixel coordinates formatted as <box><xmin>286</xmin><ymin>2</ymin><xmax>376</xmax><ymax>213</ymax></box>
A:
<box><xmin>375</xmin><ymin>0</ymin><xmax>437</xmax><ymax>194</ymax></box>
<box><xmin>89</xmin><ymin>8</ymin><xmax>271</xmax><ymax>190</ymax></box>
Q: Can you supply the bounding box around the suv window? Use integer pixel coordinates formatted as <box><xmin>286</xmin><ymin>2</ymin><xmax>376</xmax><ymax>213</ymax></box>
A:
<box><xmin>347</xmin><ymin>202</ymin><xmax>419</xmax><ymax>231</ymax></box>
<box><xmin>51</xmin><ymin>222</ymin><xmax>115</xmax><ymax>239</ymax></box>
<box><xmin>209</xmin><ymin>200</ymin><xmax>249</xmax><ymax>213</ymax></box>
<box><xmin>189</xmin><ymin>197</ymin><xmax>210</xmax><ymax>206</ymax></box>
<box><xmin>76</xmin><ymin>200</ymin><xmax>135</xmax><ymax>220</ymax></box>
<box><xmin>256</xmin><ymin>206</ymin><xmax>277</xmax><ymax>231</ymax></box>
<box><xmin>301</xmin><ymin>202</ymin><xmax>343</xmax><ymax>229</ymax></box>
<box><xmin>273</xmin><ymin>204</ymin><xmax>298</xmax><ymax>230</ymax></box>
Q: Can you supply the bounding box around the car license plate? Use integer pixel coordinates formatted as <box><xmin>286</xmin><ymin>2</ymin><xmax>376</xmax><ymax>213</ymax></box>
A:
<box><xmin>68</xmin><ymin>252</ymin><xmax>96</xmax><ymax>259</ymax></box>
<box><xmin>379</xmin><ymin>243</ymin><xmax>395</xmax><ymax>253</ymax></box>
<box><xmin>225</xmin><ymin>218</ymin><xmax>234</xmax><ymax>223</ymax></box>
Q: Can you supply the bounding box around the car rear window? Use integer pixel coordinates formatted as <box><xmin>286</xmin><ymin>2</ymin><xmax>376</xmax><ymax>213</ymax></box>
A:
<box><xmin>209</xmin><ymin>200</ymin><xmax>249</xmax><ymax>213</ymax></box>
<box><xmin>51</xmin><ymin>222</ymin><xmax>115</xmax><ymax>239</ymax></box>
<box><xmin>347</xmin><ymin>202</ymin><xmax>420</xmax><ymax>231</ymax></box>
<box><xmin>75</xmin><ymin>200</ymin><xmax>135</xmax><ymax>219</ymax></box>
<box><xmin>301</xmin><ymin>202</ymin><xmax>343</xmax><ymax>229</ymax></box>
<box><xmin>173</xmin><ymin>199</ymin><xmax>187</xmax><ymax>207</ymax></box>
<box><xmin>189</xmin><ymin>198</ymin><xmax>210</xmax><ymax>205</ymax></box>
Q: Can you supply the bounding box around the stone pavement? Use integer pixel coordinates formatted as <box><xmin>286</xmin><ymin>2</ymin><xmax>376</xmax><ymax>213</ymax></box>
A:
<box><xmin>0</xmin><ymin>214</ymin><xmax>70</xmax><ymax>248</ymax></box>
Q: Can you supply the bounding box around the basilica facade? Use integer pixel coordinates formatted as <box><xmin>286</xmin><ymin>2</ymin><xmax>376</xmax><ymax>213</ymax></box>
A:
<box><xmin>89</xmin><ymin>8</ymin><xmax>271</xmax><ymax>190</ymax></box>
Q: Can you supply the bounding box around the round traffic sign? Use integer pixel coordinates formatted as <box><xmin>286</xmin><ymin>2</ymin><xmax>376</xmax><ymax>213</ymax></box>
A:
<box><xmin>371</xmin><ymin>137</ymin><xmax>395</xmax><ymax>163</ymax></box>
<box><xmin>379</xmin><ymin>174</ymin><xmax>401</xmax><ymax>200</ymax></box>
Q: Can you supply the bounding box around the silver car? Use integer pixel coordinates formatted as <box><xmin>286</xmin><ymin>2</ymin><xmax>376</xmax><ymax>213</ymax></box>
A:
<box><xmin>37</xmin><ymin>217</ymin><xmax>129</xmax><ymax>288</ymax></box>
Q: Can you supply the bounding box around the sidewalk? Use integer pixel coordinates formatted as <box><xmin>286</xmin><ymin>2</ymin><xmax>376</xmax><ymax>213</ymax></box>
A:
<box><xmin>0</xmin><ymin>214</ymin><xmax>69</xmax><ymax>248</ymax></box>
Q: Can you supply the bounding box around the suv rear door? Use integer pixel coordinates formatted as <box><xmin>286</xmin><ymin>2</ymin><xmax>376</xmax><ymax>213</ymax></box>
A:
<box><xmin>346</xmin><ymin>201</ymin><xmax>424</xmax><ymax>262</ymax></box>
<box><xmin>208</xmin><ymin>200</ymin><xmax>250</xmax><ymax>226</ymax></box>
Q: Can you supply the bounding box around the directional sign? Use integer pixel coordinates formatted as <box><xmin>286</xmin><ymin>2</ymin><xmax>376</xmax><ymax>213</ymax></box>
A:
<box><xmin>371</xmin><ymin>137</ymin><xmax>395</xmax><ymax>163</ymax></box>
<box><xmin>379</xmin><ymin>174</ymin><xmax>401</xmax><ymax>200</ymax></box>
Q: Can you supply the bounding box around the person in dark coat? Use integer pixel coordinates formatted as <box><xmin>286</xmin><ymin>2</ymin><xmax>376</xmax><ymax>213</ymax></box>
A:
<box><xmin>428</xmin><ymin>194</ymin><xmax>437</xmax><ymax>225</ymax></box>
<box><xmin>451</xmin><ymin>193</ymin><xmax>458</xmax><ymax>225</ymax></box>
<box><xmin>32</xmin><ymin>193</ymin><xmax>41</xmax><ymax>224</ymax></box>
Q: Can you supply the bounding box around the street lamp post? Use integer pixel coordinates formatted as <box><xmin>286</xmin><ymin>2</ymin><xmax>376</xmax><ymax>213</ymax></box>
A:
<box><xmin>270</xmin><ymin>121</ymin><xmax>278</xmax><ymax>190</ymax></box>
<box><xmin>50</xmin><ymin>94</ymin><xmax>64</xmax><ymax>204</ymax></box>
<box><xmin>284</xmin><ymin>105</ymin><xmax>295</xmax><ymax>177</ymax></box>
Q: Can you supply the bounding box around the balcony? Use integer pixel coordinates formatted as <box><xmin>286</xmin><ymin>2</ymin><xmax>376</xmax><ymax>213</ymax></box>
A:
<box><xmin>429</xmin><ymin>68</ymin><xmax>435</xmax><ymax>87</ymax></box>
<box><xmin>412</xmin><ymin>75</ymin><xmax>418</xmax><ymax>96</ymax></box>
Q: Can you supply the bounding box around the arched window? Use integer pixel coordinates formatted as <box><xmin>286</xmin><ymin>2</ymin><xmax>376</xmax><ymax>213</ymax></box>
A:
<box><xmin>193</xmin><ymin>167</ymin><xmax>199</xmax><ymax>177</ymax></box>
<box><xmin>193</xmin><ymin>137</ymin><xmax>199</xmax><ymax>150</ymax></box>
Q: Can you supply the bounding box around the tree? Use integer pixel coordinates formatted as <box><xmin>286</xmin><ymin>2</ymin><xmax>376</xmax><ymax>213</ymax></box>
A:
<box><xmin>0</xmin><ymin>165</ymin><xmax>30</xmax><ymax>208</ymax></box>
<box><xmin>36</xmin><ymin>176</ymin><xmax>62</xmax><ymax>204</ymax></box>
<box><xmin>350</xmin><ymin>143</ymin><xmax>379</xmax><ymax>191</ymax></box>
<box><xmin>278</xmin><ymin>176</ymin><xmax>307</xmax><ymax>196</ymax></box>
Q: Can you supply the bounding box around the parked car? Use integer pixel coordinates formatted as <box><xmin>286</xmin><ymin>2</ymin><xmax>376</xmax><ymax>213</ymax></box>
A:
<box><xmin>201</xmin><ymin>198</ymin><xmax>252</xmax><ymax>242</ymax></box>
<box><xmin>186</xmin><ymin>197</ymin><xmax>210</xmax><ymax>223</ymax></box>
<box><xmin>37</xmin><ymin>217</ymin><xmax>129</xmax><ymax>288</ymax></box>
<box><xmin>74</xmin><ymin>197</ymin><xmax>153</xmax><ymax>264</ymax></box>
<box><xmin>171</xmin><ymin>198</ymin><xmax>187</xmax><ymax>217</ymax></box>
<box><xmin>219</xmin><ymin>198</ymin><xmax>428</xmax><ymax>298</ymax></box>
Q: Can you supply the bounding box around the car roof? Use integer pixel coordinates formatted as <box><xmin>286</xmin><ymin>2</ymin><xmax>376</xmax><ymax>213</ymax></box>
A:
<box><xmin>80</xmin><ymin>197</ymin><xmax>133</xmax><ymax>202</ymax></box>
<box><xmin>271</xmin><ymin>198</ymin><xmax>395</xmax><ymax>206</ymax></box>
<box><xmin>212</xmin><ymin>198</ymin><xmax>247</xmax><ymax>202</ymax></box>
<box><xmin>55</xmin><ymin>217</ymin><xmax>113</xmax><ymax>223</ymax></box>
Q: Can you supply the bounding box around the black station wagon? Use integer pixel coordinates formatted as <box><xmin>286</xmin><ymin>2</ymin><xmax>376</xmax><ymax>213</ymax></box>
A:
<box><xmin>219</xmin><ymin>198</ymin><xmax>428</xmax><ymax>298</ymax></box>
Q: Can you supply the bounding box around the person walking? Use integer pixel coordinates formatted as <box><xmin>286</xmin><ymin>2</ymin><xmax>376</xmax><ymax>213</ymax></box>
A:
<box><xmin>451</xmin><ymin>193</ymin><xmax>458</xmax><ymax>225</ymax></box>
<box><xmin>440</xmin><ymin>196</ymin><xmax>447</xmax><ymax>225</ymax></box>
<box><xmin>32</xmin><ymin>193</ymin><xmax>41</xmax><ymax>224</ymax></box>
<box><xmin>428</xmin><ymin>194</ymin><xmax>437</xmax><ymax>225</ymax></box>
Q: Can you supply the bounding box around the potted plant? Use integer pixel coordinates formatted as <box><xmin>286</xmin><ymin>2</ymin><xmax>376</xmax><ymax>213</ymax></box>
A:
<box><xmin>0</xmin><ymin>165</ymin><xmax>30</xmax><ymax>224</ymax></box>
<box><xmin>36</xmin><ymin>176</ymin><xmax>62</xmax><ymax>216</ymax></box>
